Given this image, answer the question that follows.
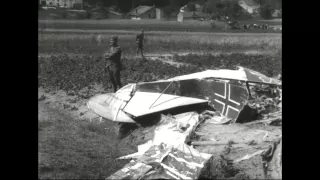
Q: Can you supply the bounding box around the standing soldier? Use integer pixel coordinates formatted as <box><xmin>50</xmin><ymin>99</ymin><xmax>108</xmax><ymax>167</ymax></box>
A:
<box><xmin>103</xmin><ymin>36</ymin><xmax>122</xmax><ymax>93</ymax></box>
<box><xmin>136</xmin><ymin>29</ymin><xmax>144</xmax><ymax>57</ymax></box>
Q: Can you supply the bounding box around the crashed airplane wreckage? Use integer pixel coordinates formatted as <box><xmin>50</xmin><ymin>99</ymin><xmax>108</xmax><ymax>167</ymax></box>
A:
<box><xmin>87</xmin><ymin>66</ymin><xmax>282</xmax><ymax>180</ymax></box>
<box><xmin>87</xmin><ymin>66</ymin><xmax>281</xmax><ymax>124</ymax></box>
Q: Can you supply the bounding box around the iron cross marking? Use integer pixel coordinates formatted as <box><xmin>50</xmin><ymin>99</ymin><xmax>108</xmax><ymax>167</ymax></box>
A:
<box><xmin>212</xmin><ymin>82</ymin><xmax>246</xmax><ymax>119</ymax></box>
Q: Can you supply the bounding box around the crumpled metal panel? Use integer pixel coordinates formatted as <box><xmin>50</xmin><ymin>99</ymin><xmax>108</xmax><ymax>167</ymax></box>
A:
<box><xmin>108</xmin><ymin>144</ymin><xmax>212</xmax><ymax>180</ymax></box>
<box><xmin>108</xmin><ymin>112</ymin><xmax>213</xmax><ymax>180</ymax></box>
<box><xmin>160</xmin><ymin>144</ymin><xmax>211</xmax><ymax>180</ymax></box>
<box><xmin>107</xmin><ymin>161</ymin><xmax>153</xmax><ymax>180</ymax></box>
<box><xmin>118</xmin><ymin>112</ymin><xmax>201</xmax><ymax>160</ymax></box>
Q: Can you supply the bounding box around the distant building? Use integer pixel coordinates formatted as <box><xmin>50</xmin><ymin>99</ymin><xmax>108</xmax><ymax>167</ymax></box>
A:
<box><xmin>40</xmin><ymin>0</ymin><xmax>83</xmax><ymax>9</ymax></box>
<box><xmin>107</xmin><ymin>10</ymin><xmax>123</xmax><ymax>19</ymax></box>
<box><xmin>178</xmin><ymin>11</ymin><xmax>195</xmax><ymax>21</ymax></box>
<box><xmin>272</xmin><ymin>9</ymin><xmax>282</xmax><ymax>18</ymax></box>
<box><xmin>177</xmin><ymin>12</ymin><xmax>183</xmax><ymax>22</ymax></box>
<box><xmin>128</xmin><ymin>5</ymin><xmax>157</xmax><ymax>19</ymax></box>
<box><xmin>156</xmin><ymin>8</ymin><xmax>163</xmax><ymax>20</ymax></box>
<box><xmin>238</xmin><ymin>0</ymin><xmax>260</xmax><ymax>14</ymax></box>
<box><xmin>177</xmin><ymin>4</ymin><xmax>209</xmax><ymax>22</ymax></box>
<box><xmin>180</xmin><ymin>3</ymin><xmax>203</xmax><ymax>12</ymax></box>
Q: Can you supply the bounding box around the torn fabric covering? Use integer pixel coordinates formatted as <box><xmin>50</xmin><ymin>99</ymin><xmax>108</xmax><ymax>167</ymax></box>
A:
<box><xmin>109</xmin><ymin>112</ymin><xmax>212</xmax><ymax>179</ymax></box>
<box><xmin>109</xmin><ymin>144</ymin><xmax>212</xmax><ymax>180</ymax></box>
<box><xmin>107</xmin><ymin>161</ymin><xmax>153</xmax><ymax>179</ymax></box>
<box><xmin>118</xmin><ymin>112</ymin><xmax>201</xmax><ymax>160</ymax></box>
<box><xmin>161</xmin><ymin>144</ymin><xmax>211</xmax><ymax>179</ymax></box>
<box><xmin>140</xmin><ymin>144</ymin><xmax>211</xmax><ymax>180</ymax></box>
<box><xmin>136</xmin><ymin>79</ymin><xmax>249</xmax><ymax>121</ymax></box>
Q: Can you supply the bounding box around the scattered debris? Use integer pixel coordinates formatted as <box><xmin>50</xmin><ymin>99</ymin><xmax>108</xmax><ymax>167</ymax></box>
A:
<box><xmin>63</xmin><ymin>103</ymin><xmax>71</xmax><ymax>109</ymax></box>
<box><xmin>38</xmin><ymin>95</ymin><xmax>46</xmax><ymax>101</ymax></box>
<box><xmin>109</xmin><ymin>112</ymin><xmax>212</xmax><ymax>179</ymax></box>
<box><xmin>243</xmin><ymin>116</ymin><xmax>281</xmax><ymax>126</ymax></box>
<box><xmin>67</xmin><ymin>91</ymin><xmax>76</xmax><ymax>96</ymax></box>
<box><xmin>69</xmin><ymin>99</ymin><xmax>77</xmax><ymax>103</ymax></box>
<box><xmin>234</xmin><ymin>150</ymin><xmax>264</xmax><ymax>163</ymax></box>
<box><xmin>261</xmin><ymin>138</ymin><xmax>282</xmax><ymax>179</ymax></box>
<box><xmin>71</xmin><ymin>106</ymin><xmax>78</xmax><ymax>111</ymax></box>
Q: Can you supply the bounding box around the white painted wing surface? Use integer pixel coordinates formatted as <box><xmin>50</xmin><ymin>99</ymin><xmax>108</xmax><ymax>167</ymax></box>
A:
<box><xmin>123</xmin><ymin>92</ymin><xmax>208</xmax><ymax>117</ymax></box>
<box><xmin>238</xmin><ymin>66</ymin><xmax>282</xmax><ymax>85</ymax></box>
<box><xmin>168</xmin><ymin>69</ymin><xmax>247</xmax><ymax>81</ymax></box>
<box><xmin>167</xmin><ymin>67</ymin><xmax>281</xmax><ymax>85</ymax></box>
<box><xmin>87</xmin><ymin>93</ymin><xmax>135</xmax><ymax>123</ymax></box>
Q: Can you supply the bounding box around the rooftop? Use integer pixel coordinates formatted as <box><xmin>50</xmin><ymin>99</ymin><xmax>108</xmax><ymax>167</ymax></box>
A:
<box><xmin>128</xmin><ymin>5</ymin><xmax>154</xmax><ymax>16</ymax></box>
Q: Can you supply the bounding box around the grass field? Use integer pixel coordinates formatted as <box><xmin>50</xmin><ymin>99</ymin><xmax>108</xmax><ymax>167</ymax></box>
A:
<box><xmin>38</xmin><ymin>19</ymin><xmax>282</xmax><ymax>33</ymax></box>
<box><xmin>39</xmin><ymin>102</ymin><xmax>133</xmax><ymax>179</ymax></box>
<box><xmin>39</xmin><ymin>31</ymin><xmax>282</xmax><ymax>55</ymax></box>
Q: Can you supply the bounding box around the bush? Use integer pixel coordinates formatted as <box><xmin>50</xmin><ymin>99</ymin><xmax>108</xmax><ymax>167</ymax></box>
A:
<box><xmin>62</xmin><ymin>10</ymin><xmax>67</xmax><ymax>18</ymax></box>
<box><xmin>87</xmin><ymin>10</ymin><xmax>92</xmax><ymax>19</ymax></box>
<box><xmin>173</xmin><ymin>54</ymin><xmax>282</xmax><ymax>77</ymax></box>
<box><xmin>186</xmin><ymin>3</ymin><xmax>196</xmax><ymax>12</ymax></box>
<box><xmin>260</xmin><ymin>4</ymin><xmax>273</xmax><ymax>19</ymax></box>
<box><xmin>38</xmin><ymin>55</ymin><xmax>202</xmax><ymax>93</ymax></box>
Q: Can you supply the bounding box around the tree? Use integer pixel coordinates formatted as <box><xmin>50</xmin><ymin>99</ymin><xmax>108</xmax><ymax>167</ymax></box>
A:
<box><xmin>186</xmin><ymin>2</ymin><xmax>196</xmax><ymax>12</ymax></box>
<box><xmin>232</xmin><ymin>3</ymin><xmax>243</xmax><ymax>17</ymax></box>
<box><xmin>216</xmin><ymin>2</ymin><xmax>224</xmax><ymax>10</ymax></box>
<box><xmin>204</xmin><ymin>2</ymin><xmax>217</xmax><ymax>14</ymax></box>
<box><xmin>260</xmin><ymin>3</ymin><xmax>273</xmax><ymax>19</ymax></box>
<box><xmin>169</xmin><ymin>0</ymin><xmax>190</xmax><ymax>8</ymax></box>
<box><xmin>215</xmin><ymin>0</ymin><xmax>241</xmax><ymax>18</ymax></box>
<box><xmin>162</xmin><ymin>5</ymin><xmax>178</xmax><ymax>19</ymax></box>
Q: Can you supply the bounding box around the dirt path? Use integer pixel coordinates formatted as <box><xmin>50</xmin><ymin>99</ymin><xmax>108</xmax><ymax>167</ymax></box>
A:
<box><xmin>38</xmin><ymin>87</ymin><xmax>102</xmax><ymax>122</ymax></box>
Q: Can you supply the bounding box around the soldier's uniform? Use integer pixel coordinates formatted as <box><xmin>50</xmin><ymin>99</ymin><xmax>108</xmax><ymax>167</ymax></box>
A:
<box><xmin>136</xmin><ymin>30</ymin><xmax>144</xmax><ymax>57</ymax></box>
<box><xmin>104</xmin><ymin>36</ymin><xmax>122</xmax><ymax>92</ymax></box>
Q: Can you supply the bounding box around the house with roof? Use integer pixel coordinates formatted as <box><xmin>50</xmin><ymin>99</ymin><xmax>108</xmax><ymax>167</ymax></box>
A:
<box><xmin>128</xmin><ymin>5</ymin><xmax>160</xmax><ymax>19</ymax></box>
<box><xmin>272</xmin><ymin>9</ymin><xmax>282</xmax><ymax>18</ymax></box>
<box><xmin>238</xmin><ymin>0</ymin><xmax>260</xmax><ymax>14</ymax></box>
<box><xmin>177</xmin><ymin>3</ymin><xmax>209</xmax><ymax>22</ymax></box>
<box><xmin>177</xmin><ymin>11</ymin><xmax>209</xmax><ymax>22</ymax></box>
<box><xmin>107</xmin><ymin>10</ymin><xmax>123</xmax><ymax>19</ymax></box>
<box><xmin>180</xmin><ymin>3</ymin><xmax>203</xmax><ymax>13</ymax></box>
<box><xmin>40</xmin><ymin>0</ymin><xmax>83</xmax><ymax>9</ymax></box>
